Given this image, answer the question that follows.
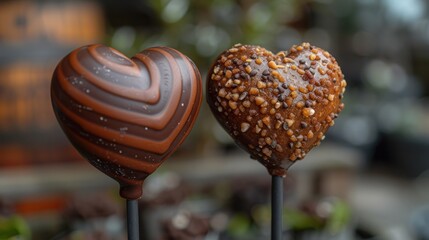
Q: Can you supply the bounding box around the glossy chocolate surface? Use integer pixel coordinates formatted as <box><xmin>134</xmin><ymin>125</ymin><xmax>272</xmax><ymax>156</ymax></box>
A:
<box><xmin>51</xmin><ymin>44</ymin><xmax>202</xmax><ymax>199</ymax></box>
<box><xmin>206</xmin><ymin>43</ymin><xmax>345</xmax><ymax>177</ymax></box>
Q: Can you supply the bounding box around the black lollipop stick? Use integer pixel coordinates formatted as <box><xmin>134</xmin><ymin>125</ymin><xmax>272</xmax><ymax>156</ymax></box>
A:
<box><xmin>271</xmin><ymin>175</ymin><xmax>283</xmax><ymax>240</ymax></box>
<box><xmin>127</xmin><ymin>199</ymin><xmax>140</xmax><ymax>240</ymax></box>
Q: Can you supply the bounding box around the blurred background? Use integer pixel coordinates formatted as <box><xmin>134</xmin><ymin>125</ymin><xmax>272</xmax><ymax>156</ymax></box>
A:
<box><xmin>1</xmin><ymin>0</ymin><xmax>429</xmax><ymax>239</ymax></box>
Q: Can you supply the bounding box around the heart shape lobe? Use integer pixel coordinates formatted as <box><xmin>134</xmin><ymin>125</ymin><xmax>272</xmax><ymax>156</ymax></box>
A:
<box><xmin>51</xmin><ymin>44</ymin><xmax>202</xmax><ymax>199</ymax></box>
<box><xmin>206</xmin><ymin>43</ymin><xmax>346</xmax><ymax>176</ymax></box>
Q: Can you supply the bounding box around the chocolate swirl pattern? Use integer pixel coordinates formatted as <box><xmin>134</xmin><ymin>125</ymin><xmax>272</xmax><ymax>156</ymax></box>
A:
<box><xmin>51</xmin><ymin>44</ymin><xmax>202</xmax><ymax>199</ymax></box>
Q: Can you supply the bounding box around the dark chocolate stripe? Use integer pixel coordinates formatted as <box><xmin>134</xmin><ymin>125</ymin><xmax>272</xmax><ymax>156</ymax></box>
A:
<box><xmin>147</xmin><ymin>47</ymin><xmax>203</xmax><ymax>158</ymax></box>
<box><xmin>62</xmin><ymin>47</ymin><xmax>166</xmax><ymax>115</ymax></box>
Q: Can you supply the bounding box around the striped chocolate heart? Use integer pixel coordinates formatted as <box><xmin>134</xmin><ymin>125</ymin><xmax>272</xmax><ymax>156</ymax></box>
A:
<box><xmin>51</xmin><ymin>44</ymin><xmax>202</xmax><ymax>199</ymax></box>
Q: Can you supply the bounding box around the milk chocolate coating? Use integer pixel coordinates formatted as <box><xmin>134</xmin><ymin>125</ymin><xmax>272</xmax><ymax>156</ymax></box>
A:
<box><xmin>206</xmin><ymin>43</ymin><xmax>346</xmax><ymax>177</ymax></box>
<box><xmin>51</xmin><ymin>44</ymin><xmax>202</xmax><ymax>199</ymax></box>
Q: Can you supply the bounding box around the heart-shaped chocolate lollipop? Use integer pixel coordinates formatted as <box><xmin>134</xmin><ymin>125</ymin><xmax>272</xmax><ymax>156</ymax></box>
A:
<box><xmin>51</xmin><ymin>44</ymin><xmax>202</xmax><ymax>199</ymax></box>
<box><xmin>207</xmin><ymin>43</ymin><xmax>346</xmax><ymax>176</ymax></box>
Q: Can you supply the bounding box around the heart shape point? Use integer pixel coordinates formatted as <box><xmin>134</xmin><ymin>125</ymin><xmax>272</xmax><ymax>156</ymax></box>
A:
<box><xmin>206</xmin><ymin>43</ymin><xmax>346</xmax><ymax>177</ymax></box>
<box><xmin>51</xmin><ymin>44</ymin><xmax>202</xmax><ymax>199</ymax></box>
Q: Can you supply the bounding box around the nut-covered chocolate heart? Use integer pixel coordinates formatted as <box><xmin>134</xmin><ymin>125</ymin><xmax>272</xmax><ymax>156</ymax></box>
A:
<box><xmin>51</xmin><ymin>44</ymin><xmax>202</xmax><ymax>199</ymax></box>
<box><xmin>206</xmin><ymin>43</ymin><xmax>346</xmax><ymax>177</ymax></box>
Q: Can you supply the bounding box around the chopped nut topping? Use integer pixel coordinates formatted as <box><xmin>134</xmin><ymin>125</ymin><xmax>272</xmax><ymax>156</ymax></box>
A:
<box><xmin>249</xmin><ymin>87</ymin><xmax>259</xmax><ymax>95</ymax></box>
<box><xmin>323</xmin><ymin>51</ymin><xmax>330</xmax><ymax>58</ymax></box>
<box><xmin>298</xmin><ymin>87</ymin><xmax>308</xmax><ymax>94</ymax></box>
<box><xmin>231</xmin><ymin>93</ymin><xmax>239</xmax><ymax>101</ymax></box>
<box><xmin>229</xmin><ymin>48</ymin><xmax>239</xmax><ymax>53</ymax></box>
<box><xmin>257</xmin><ymin>81</ymin><xmax>267</xmax><ymax>89</ymax></box>
<box><xmin>282</xmin><ymin>122</ymin><xmax>289</xmax><ymax>130</ymax></box>
<box><xmin>262</xmin><ymin>148</ymin><xmax>272</xmax><ymax>157</ymax></box>
<box><xmin>302</xmin><ymin>108</ymin><xmax>315</xmax><ymax>117</ymax></box>
<box><xmin>225</xmin><ymin>79</ymin><xmax>233</xmax><ymax>87</ymax></box>
<box><xmin>214</xmin><ymin>66</ymin><xmax>220</xmax><ymax>75</ymax></box>
<box><xmin>262</xmin><ymin>116</ymin><xmax>271</xmax><ymax>127</ymax></box>
<box><xmin>275</xmin><ymin>120</ymin><xmax>282</xmax><ymax>129</ymax></box>
<box><xmin>245</xmin><ymin>65</ymin><xmax>252</xmax><ymax>73</ymax></box>
<box><xmin>296</xmin><ymin>101</ymin><xmax>305</xmax><ymax>108</ymax></box>
<box><xmin>239</xmin><ymin>92</ymin><xmax>248</xmax><ymax>101</ymax></box>
<box><xmin>218</xmin><ymin>88</ymin><xmax>227</xmax><ymax>97</ymax></box>
<box><xmin>243</xmin><ymin>100</ymin><xmax>251</xmax><ymax>108</ymax></box>
<box><xmin>255</xmin><ymin>97</ymin><xmax>265</xmax><ymax>105</ymax></box>
<box><xmin>241</xmin><ymin>122</ymin><xmax>250</xmax><ymax>132</ymax></box>
<box><xmin>268</xmin><ymin>61</ymin><xmax>278</xmax><ymax>69</ymax></box>
<box><xmin>229</xmin><ymin>101</ymin><xmax>238</xmax><ymax>110</ymax></box>
<box><xmin>225</xmin><ymin>70</ymin><xmax>232</xmax><ymax>78</ymax></box>
<box><xmin>285</xmin><ymin>119</ymin><xmax>294</xmax><ymax>127</ymax></box>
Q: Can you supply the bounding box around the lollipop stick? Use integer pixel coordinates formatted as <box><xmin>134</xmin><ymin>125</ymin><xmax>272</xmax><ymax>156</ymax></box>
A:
<box><xmin>271</xmin><ymin>175</ymin><xmax>283</xmax><ymax>240</ymax></box>
<box><xmin>126</xmin><ymin>199</ymin><xmax>140</xmax><ymax>240</ymax></box>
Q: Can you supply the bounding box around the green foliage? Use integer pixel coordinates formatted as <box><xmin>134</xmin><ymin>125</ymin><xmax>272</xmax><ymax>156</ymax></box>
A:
<box><xmin>0</xmin><ymin>216</ymin><xmax>31</xmax><ymax>240</ymax></box>
<box><xmin>244</xmin><ymin>199</ymin><xmax>351</xmax><ymax>234</ymax></box>
<box><xmin>325</xmin><ymin>199</ymin><xmax>351</xmax><ymax>233</ymax></box>
<box><xmin>284</xmin><ymin>208</ymin><xmax>324</xmax><ymax>230</ymax></box>
<box><xmin>109</xmin><ymin>0</ymin><xmax>306</xmax><ymax>73</ymax></box>
<box><xmin>227</xmin><ymin>213</ymin><xmax>252</xmax><ymax>237</ymax></box>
